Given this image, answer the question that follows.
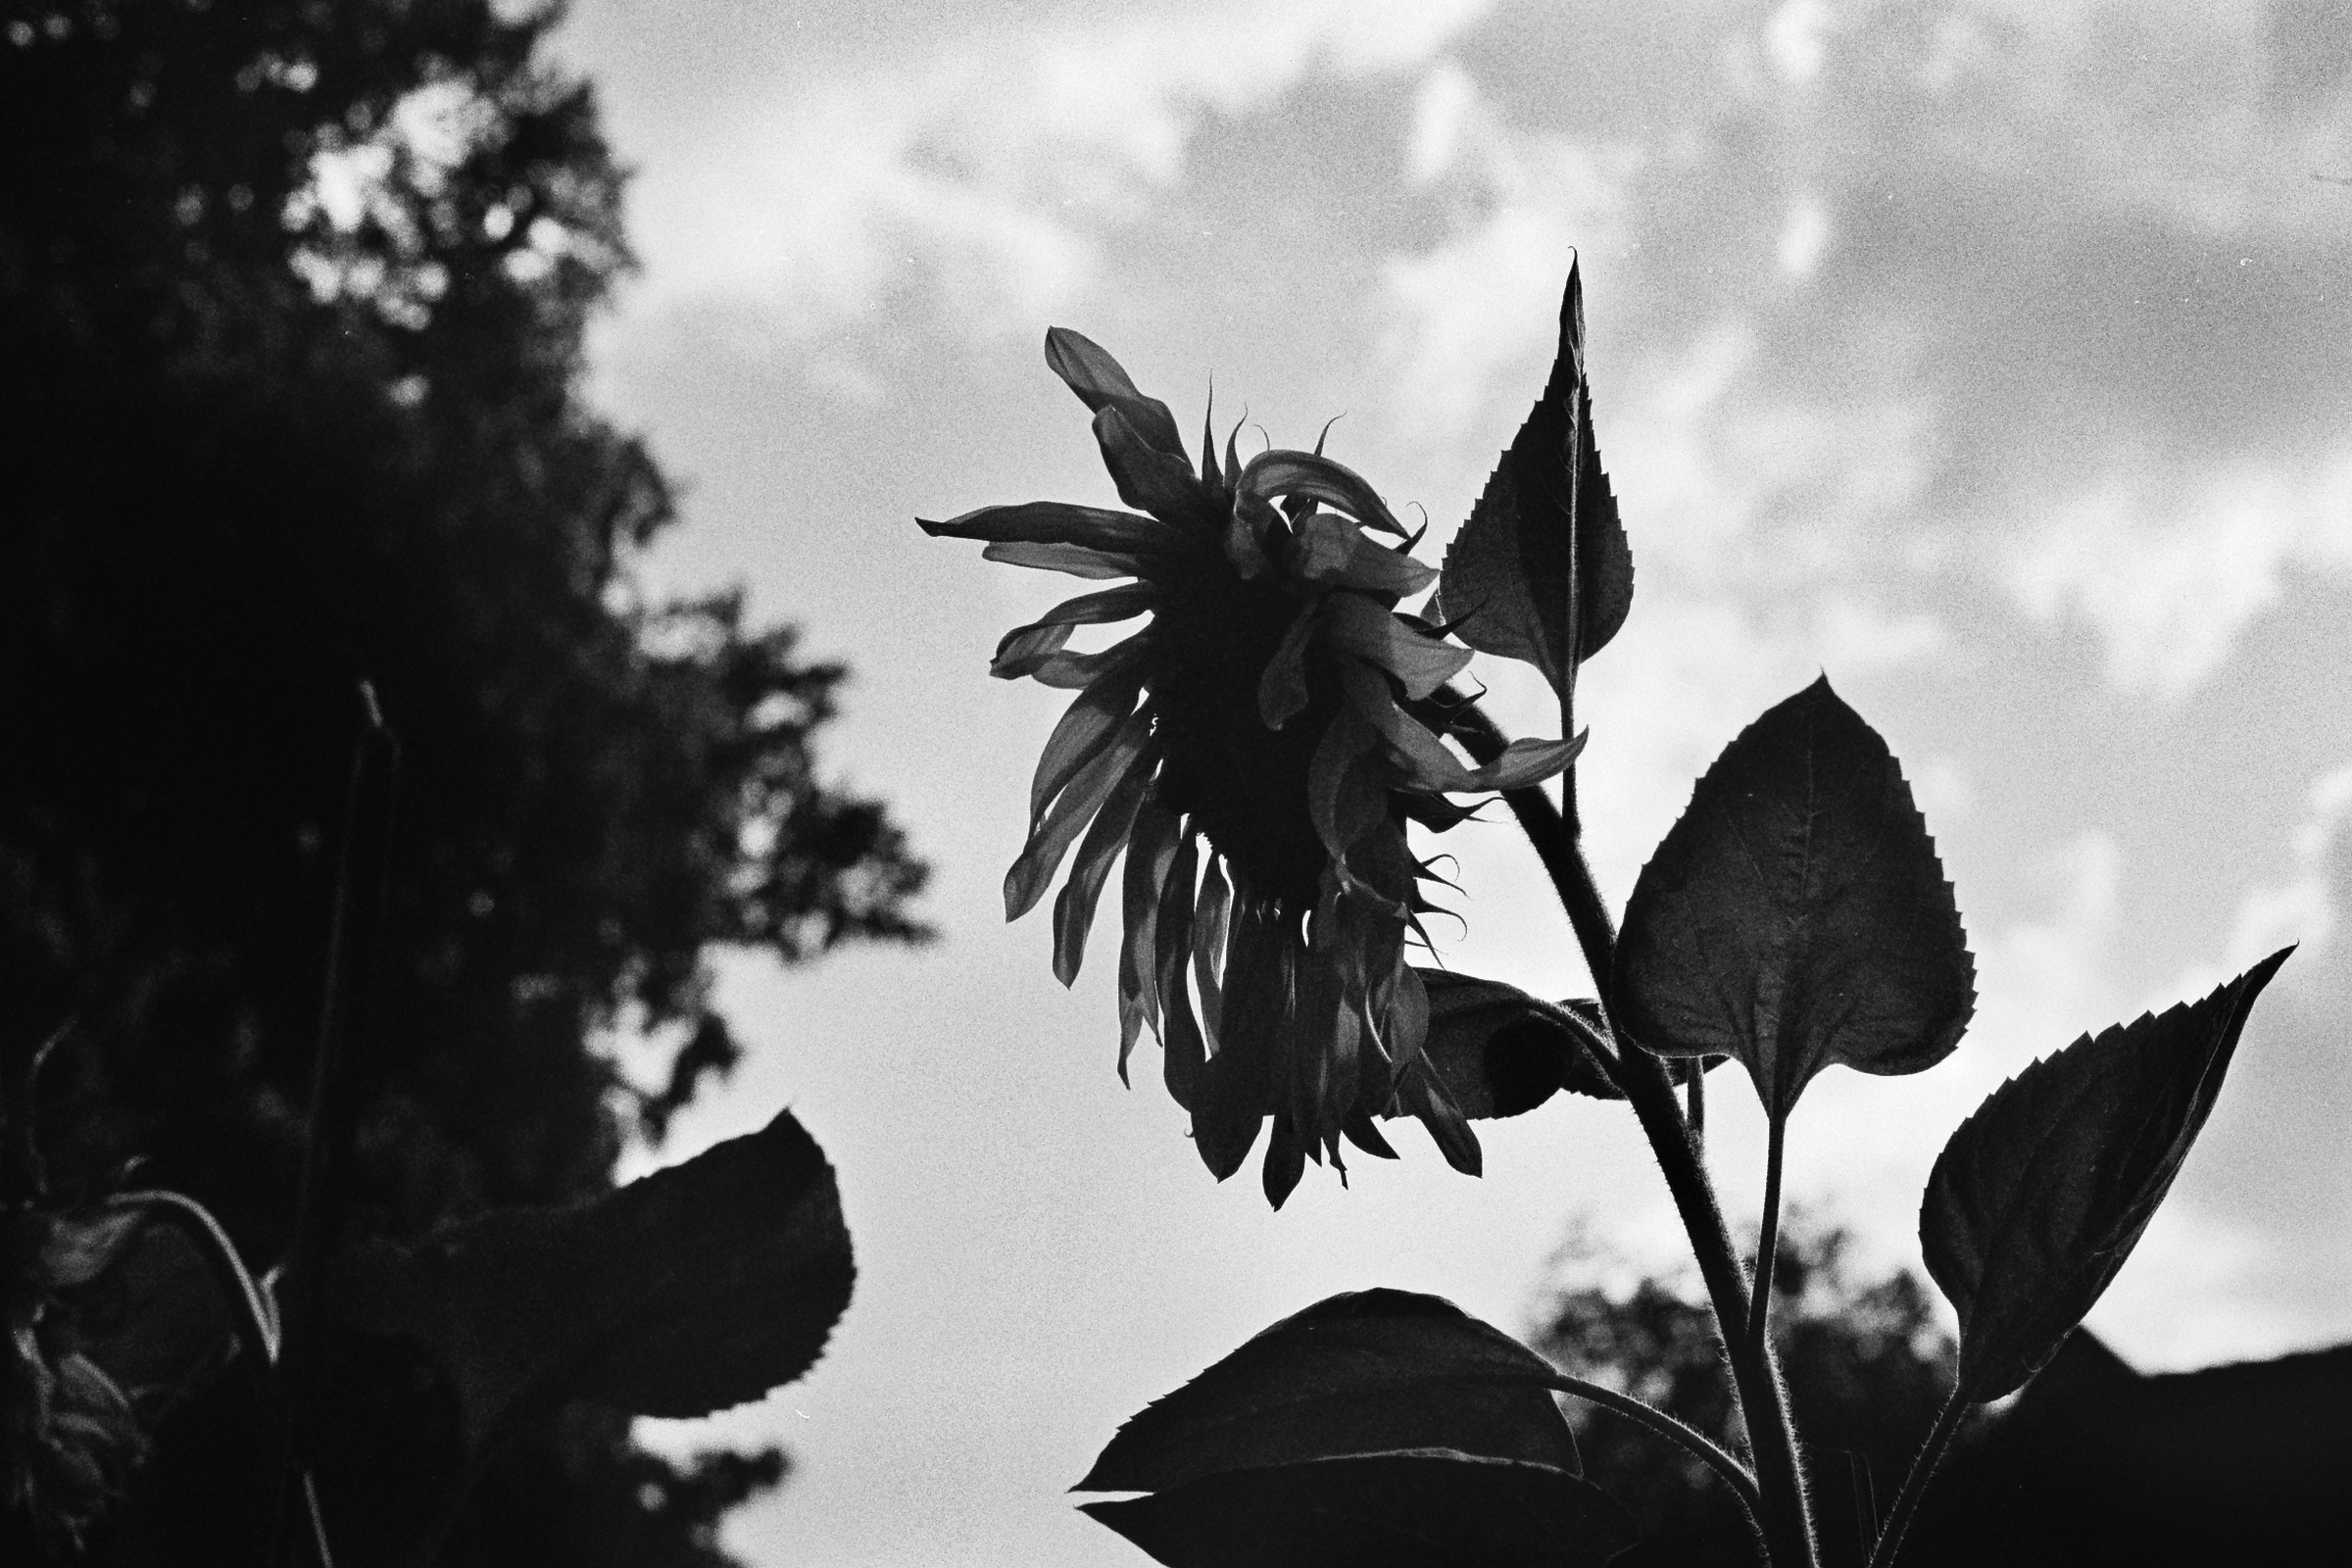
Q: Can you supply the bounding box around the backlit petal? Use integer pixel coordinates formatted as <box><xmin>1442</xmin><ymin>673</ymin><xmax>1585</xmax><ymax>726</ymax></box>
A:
<box><xmin>991</xmin><ymin>584</ymin><xmax>1154</xmax><ymax>678</ymax></box>
<box><xmin>1031</xmin><ymin>647</ymin><xmax>1151</xmax><ymax>823</ymax></box>
<box><xmin>1053</xmin><ymin>761</ymin><xmax>1152</xmax><ymax>985</ymax></box>
<box><xmin>1004</xmin><ymin>709</ymin><xmax>1152</xmax><ymax>920</ymax></box>
<box><xmin>1044</xmin><ymin>327</ymin><xmax>1190</xmax><ymax>459</ymax></box>
<box><xmin>982</xmin><ymin>540</ymin><xmax>1147</xmax><ymax>580</ymax></box>
<box><xmin>1117</xmin><ymin>799</ymin><xmax>1183</xmax><ymax>1082</ymax></box>
<box><xmin>1290</xmin><ymin>512</ymin><xmax>1437</xmax><ymax>597</ymax></box>
<box><xmin>1255</xmin><ymin>600</ymin><xmax>1321</xmax><ymax>730</ymax></box>
<box><xmin>1321</xmin><ymin>594</ymin><xmax>1472</xmax><ymax>699</ymax></box>
<box><xmin>1236</xmin><ymin>449</ymin><xmax>1409</xmax><ymax>537</ymax></box>
<box><xmin>922</xmin><ymin>502</ymin><xmax>1196</xmax><ymax>560</ymax></box>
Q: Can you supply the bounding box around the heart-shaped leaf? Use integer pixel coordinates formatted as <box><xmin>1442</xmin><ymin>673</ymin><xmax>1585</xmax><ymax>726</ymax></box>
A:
<box><xmin>1614</xmin><ymin>677</ymin><xmax>1976</xmax><ymax>1122</ymax></box>
<box><xmin>1077</xmin><ymin>1289</ymin><xmax>1582</xmax><ymax>1494</ymax></box>
<box><xmin>326</xmin><ymin>1106</ymin><xmax>853</xmax><ymax>1453</ymax></box>
<box><xmin>1082</xmin><ymin>1448</ymin><xmax>1636</xmax><ymax>1568</ymax></box>
<box><xmin>1435</xmin><ymin>258</ymin><xmax>1634</xmax><ymax>702</ymax></box>
<box><xmin>1920</xmin><ymin>948</ymin><xmax>2290</xmax><ymax>1401</ymax></box>
<box><xmin>1417</xmin><ymin>971</ymin><xmax>1624</xmax><ymax>1108</ymax></box>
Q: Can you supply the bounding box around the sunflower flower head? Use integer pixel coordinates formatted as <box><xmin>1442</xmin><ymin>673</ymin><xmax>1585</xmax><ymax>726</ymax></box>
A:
<box><xmin>922</xmin><ymin>329</ymin><xmax>1579</xmax><ymax>1205</ymax></box>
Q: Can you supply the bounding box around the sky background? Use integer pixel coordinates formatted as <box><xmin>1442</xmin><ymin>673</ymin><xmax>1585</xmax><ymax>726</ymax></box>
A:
<box><xmin>529</xmin><ymin>3</ymin><xmax>2350</xmax><ymax>1563</ymax></box>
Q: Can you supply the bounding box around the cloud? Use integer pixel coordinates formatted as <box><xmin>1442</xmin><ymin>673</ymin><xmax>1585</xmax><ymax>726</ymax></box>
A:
<box><xmin>608</xmin><ymin>0</ymin><xmax>1498</xmax><ymax>342</ymax></box>
<box><xmin>2012</xmin><ymin>448</ymin><xmax>2352</xmax><ymax>697</ymax></box>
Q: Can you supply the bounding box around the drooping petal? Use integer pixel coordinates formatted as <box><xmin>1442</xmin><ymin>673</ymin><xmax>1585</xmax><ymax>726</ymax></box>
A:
<box><xmin>1339</xmin><ymin>658</ymin><xmax>1480</xmax><ymax>791</ymax></box>
<box><xmin>1289</xmin><ymin>512</ymin><xmax>1438</xmax><ymax>598</ymax></box>
<box><xmin>1117</xmin><ymin>799</ymin><xmax>1183</xmax><ymax>1082</ymax></box>
<box><xmin>1192</xmin><ymin>855</ymin><xmax>1233</xmax><ymax>1031</ymax></box>
<box><xmin>982</xmin><ymin>540</ymin><xmax>1148</xmax><ymax>580</ymax></box>
<box><xmin>991</xmin><ymin>584</ymin><xmax>1155</xmax><ymax>678</ymax></box>
<box><xmin>1053</xmin><ymin>761</ymin><xmax>1153</xmax><ymax>986</ymax></box>
<box><xmin>1236</xmin><ymin>449</ymin><xmax>1409</xmax><ymax>537</ymax></box>
<box><xmin>1305</xmin><ymin>699</ymin><xmax>1386</xmax><ymax>865</ymax></box>
<box><xmin>1193</xmin><ymin>901</ymin><xmax>1286</xmax><ymax>1179</ymax></box>
<box><xmin>1004</xmin><ymin>709</ymin><xmax>1153</xmax><ymax>920</ymax></box>
<box><xmin>1456</xmin><ymin>734</ymin><xmax>1587</xmax><ymax>793</ymax></box>
<box><xmin>1261</xmin><ymin>1111</ymin><xmax>1307</xmax><ymax>1208</ymax></box>
<box><xmin>1255</xmin><ymin>600</ymin><xmax>1321</xmax><ymax>730</ymax></box>
<box><xmin>1045</xmin><ymin>327</ymin><xmax>1191</xmax><ymax>460</ymax></box>
<box><xmin>1031</xmin><ymin>647</ymin><xmax>1151</xmax><ymax>823</ymax></box>
<box><xmin>1029</xmin><ymin>640</ymin><xmax>1148</xmax><ymax>690</ymax></box>
<box><xmin>922</xmin><ymin>502</ymin><xmax>1199</xmax><ymax>561</ymax></box>
<box><xmin>1395</xmin><ymin>1058</ymin><xmax>1483</xmax><ymax>1177</ymax></box>
<box><xmin>1320</xmin><ymin>594</ymin><xmax>1473</xmax><ymax>699</ymax></box>
<box><xmin>1155</xmin><ymin>829</ymin><xmax>1204</xmax><ymax>1108</ymax></box>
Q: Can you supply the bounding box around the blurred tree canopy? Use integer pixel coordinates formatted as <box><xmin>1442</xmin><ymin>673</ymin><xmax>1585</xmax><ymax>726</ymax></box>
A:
<box><xmin>1532</xmin><ymin>1218</ymin><xmax>1957</xmax><ymax>1568</ymax></box>
<box><xmin>0</xmin><ymin>0</ymin><xmax>926</xmax><ymax>1560</ymax></box>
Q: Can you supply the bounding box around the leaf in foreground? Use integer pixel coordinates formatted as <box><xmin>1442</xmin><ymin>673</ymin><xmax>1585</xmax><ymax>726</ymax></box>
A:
<box><xmin>1077</xmin><ymin>1290</ymin><xmax>1631</xmax><ymax>1566</ymax></box>
<box><xmin>327</xmin><ymin>1106</ymin><xmax>853</xmax><ymax>1452</ymax></box>
<box><xmin>1435</xmin><ymin>257</ymin><xmax>1634</xmax><ymax>702</ymax></box>
<box><xmin>1085</xmin><ymin>1449</ymin><xmax>1633</xmax><ymax>1568</ymax></box>
<box><xmin>1920</xmin><ymin>948</ymin><xmax>2290</xmax><ymax>1401</ymax></box>
<box><xmin>1615</xmin><ymin>677</ymin><xmax>1975</xmax><ymax>1120</ymax></box>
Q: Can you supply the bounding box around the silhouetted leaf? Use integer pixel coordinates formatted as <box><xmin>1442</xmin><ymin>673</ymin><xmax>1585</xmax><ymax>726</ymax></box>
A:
<box><xmin>1076</xmin><ymin>1289</ymin><xmax>1581</xmax><ymax>1494</ymax></box>
<box><xmin>1436</xmin><ymin>258</ymin><xmax>1634</xmax><ymax>699</ymax></box>
<box><xmin>1417</xmin><ymin>971</ymin><xmax>1623</xmax><ymax>1108</ymax></box>
<box><xmin>1921</xmin><ymin>949</ymin><xmax>2290</xmax><ymax>1401</ymax></box>
<box><xmin>326</xmin><ymin>1106</ymin><xmax>853</xmax><ymax>1452</ymax></box>
<box><xmin>1083</xmin><ymin>1448</ymin><xmax>1636</xmax><ymax>1568</ymax></box>
<box><xmin>1614</xmin><ymin>677</ymin><xmax>1975</xmax><ymax>1121</ymax></box>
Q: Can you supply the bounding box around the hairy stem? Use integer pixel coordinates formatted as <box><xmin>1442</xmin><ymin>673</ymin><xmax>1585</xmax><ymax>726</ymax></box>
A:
<box><xmin>1542</xmin><ymin>1373</ymin><xmax>1761</xmax><ymax>1518</ymax></box>
<box><xmin>1451</xmin><ymin>695</ymin><xmax>1820</xmax><ymax>1567</ymax></box>
<box><xmin>1867</xmin><ymin>1384</ymin><xmax>1970</xmax><ymax>1568</ymax></box>
<box><xmin>1687</xmin><ymin>1066</ymin><xmax>1707</xmax><ymax>1154</ymax></box>
<box><xmin>1751</xmin><ymin>1113</ymin><xmax>1787</xmax><ymax>1357</ymax></box>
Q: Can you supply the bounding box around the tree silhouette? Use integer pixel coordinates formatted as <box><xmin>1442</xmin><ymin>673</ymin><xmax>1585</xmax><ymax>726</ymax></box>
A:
<box><xmin>1</xmin><ymin>2</ymin><xmax>925</xmax><ymax>1560</ymax></box>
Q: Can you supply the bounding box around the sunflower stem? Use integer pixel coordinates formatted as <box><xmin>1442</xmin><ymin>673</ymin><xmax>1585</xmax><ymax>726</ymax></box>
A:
<box><xmin>1448</xmin><ymin>693</ymin><xmax>1819</xmax><ymax>1568</ymax></box>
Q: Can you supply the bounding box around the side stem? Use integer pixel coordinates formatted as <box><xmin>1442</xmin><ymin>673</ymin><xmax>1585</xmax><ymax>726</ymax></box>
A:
<box><xmin>1866</xmin><ymin>1384</ymin><xmax>1970</xmax><ymax>1568</ymax></box>
<box><xmin>1543</xmin><ymin>1372</ymin><xmax>1761</xmax><ymax>1518</ymax></box>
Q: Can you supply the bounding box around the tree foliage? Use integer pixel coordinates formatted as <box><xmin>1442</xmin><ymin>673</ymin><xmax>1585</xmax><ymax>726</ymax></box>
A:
<box><xmin>1530</xmin><ymin>1220</ymin><xmax>1957</xmax><ymax>1568</ymax></box>
<box><xmin>0</xmin><ymin>1</ymin><xmax>926</xmax><ymax>1559</ymax></box>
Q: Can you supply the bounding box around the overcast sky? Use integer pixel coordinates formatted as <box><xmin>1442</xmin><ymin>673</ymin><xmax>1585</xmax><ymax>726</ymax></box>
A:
<box><xmin>543</xmin><ymin>3</ymin><xmax>2350</xmax><ymax>1563</ymax></box>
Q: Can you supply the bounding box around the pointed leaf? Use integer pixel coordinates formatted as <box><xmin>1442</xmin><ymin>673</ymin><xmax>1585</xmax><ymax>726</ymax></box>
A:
<box><xmin>1921</xmin><ymin>949</ymin><xmax>2291</xmax><ymax>1402</ymax></box>
<box><xmin>1436</xmin><ymin>260</ymin><xmax>1635</xmax><ymax>697</ymax></box>
<box><xmin>1045</xmin><ymin>327</ymin><xmax>1189</xmax><ymax>459</ymax></box>
<box><xmin>1614</xmin><ymin>677</ymin><xmax>1976</xmax><ymax>1121</ymax></box>
<box><xmin>1076</xmin><ymin>1289</ymin><xmax>1583</xmax><ymax>1494</ymax></box>
<box><xmin>325</xmin><ymin>1107</ymin><xmax>853</xmax><ymax>1452</ymax></box>
<box><xmin>1082</xmin><ymin>1449</ymin><xmax>1635</xmax><ymax>1568</ymax></box>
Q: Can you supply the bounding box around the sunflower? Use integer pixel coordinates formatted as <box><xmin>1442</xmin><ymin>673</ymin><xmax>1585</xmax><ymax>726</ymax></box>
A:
<box><xmin>922</xmin><ymin>329</ymin><xmax>1579</xmax><ymax>1205</ymax></box>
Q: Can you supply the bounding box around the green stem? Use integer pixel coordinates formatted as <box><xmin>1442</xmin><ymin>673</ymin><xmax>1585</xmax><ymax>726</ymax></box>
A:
<box><xmin>1543</xmin><ymin>1373</ymin><xmax>1761</xmax><ymax>1518</ymax></box>
<box><xmin>1452</xmin><ymin>696</ymin><xmax>1819</xmax><ymax>1567</ymax></box>
<box><xmin>1751</xmin><ymin>1113</ymin><xmax>1787</xmax><ymax>1357</ymax></box>
<box><xmin>1867</xmin><ymin>1384</ymin><xmax>1970</xmax><ymax>1568</ymax></box>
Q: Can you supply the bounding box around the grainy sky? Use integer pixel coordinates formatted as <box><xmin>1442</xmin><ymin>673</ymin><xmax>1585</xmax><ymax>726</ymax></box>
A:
<box><xmin>544</xmin><ymin>2</ymin><xmax>2350</xmax><ymax>1562</ymax></box>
